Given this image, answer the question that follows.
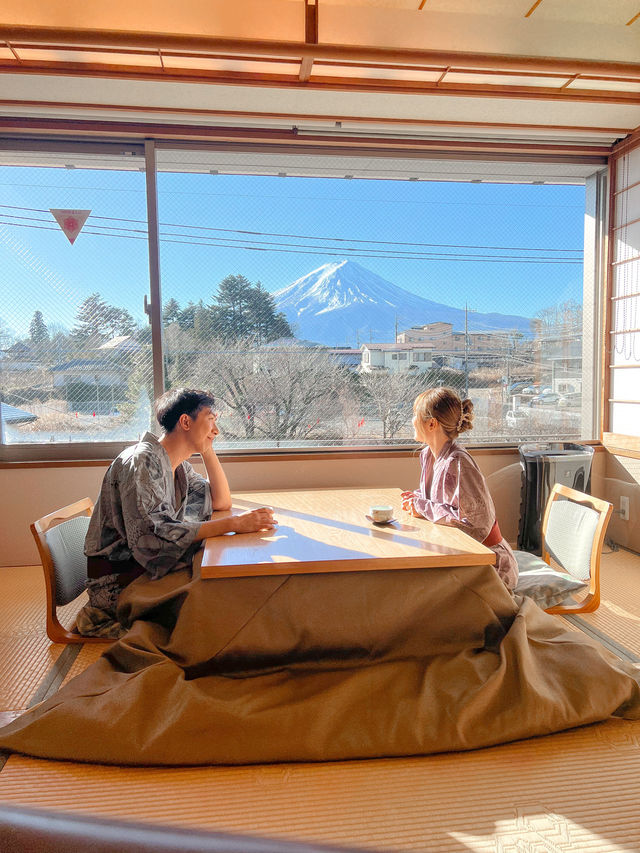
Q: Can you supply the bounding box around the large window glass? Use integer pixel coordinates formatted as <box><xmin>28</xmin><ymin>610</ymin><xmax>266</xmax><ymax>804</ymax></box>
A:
<box><xmin>0</xmin><ymin>140</ymin><xmax>598</xmax><ymax>457</ymax></box>
<box><xmin>0</xmin><ymin>145</ymin><xmax>153</xmax><ymax>449</ymax></box>
<box><xmin>156</xmin><ymin>147</ymin><xmax>591</xmax><ymax>450</ymax></box>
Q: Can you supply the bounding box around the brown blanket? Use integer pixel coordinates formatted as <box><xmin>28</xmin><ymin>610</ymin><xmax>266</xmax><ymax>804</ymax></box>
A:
<box><xmin>1</xmin><ymin>561</ymin><xmax>640</xmax><ymax>765</ymax></box>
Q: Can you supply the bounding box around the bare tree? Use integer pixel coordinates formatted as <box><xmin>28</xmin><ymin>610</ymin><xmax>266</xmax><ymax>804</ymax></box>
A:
<box><xmin>359</xmin><ymin>370</ymin><xmax>425</xmax><ymax>439</ymax></box>
<box><xmin>189</xmin><ymin>339</ymin><xmax>351</xmax><ymax>442</ymax></box>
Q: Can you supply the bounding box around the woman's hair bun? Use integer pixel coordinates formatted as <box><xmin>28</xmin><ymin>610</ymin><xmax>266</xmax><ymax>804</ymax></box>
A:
<box><xmin>458</xmin><ymin>398</ymin><xmax>474</xmax><ymax>434</ymax></box>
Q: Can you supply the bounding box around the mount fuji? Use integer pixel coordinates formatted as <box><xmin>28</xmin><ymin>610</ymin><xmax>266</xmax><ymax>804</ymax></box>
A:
<box><xmin>273</xmin><ymin>260</ymin><xmax>531</xmax><ymax>347</ymax></box>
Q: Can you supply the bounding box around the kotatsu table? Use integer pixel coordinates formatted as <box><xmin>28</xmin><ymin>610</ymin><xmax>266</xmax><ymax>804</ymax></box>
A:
<box><xmin>2</xmin><ymin>488</ymin><xmax>640</xmax><ymax>767</ymax></box>
<box><xmin>201</xmin><ymin>487</ymin><xmax>496</xmax><ymax>579</ymax></box>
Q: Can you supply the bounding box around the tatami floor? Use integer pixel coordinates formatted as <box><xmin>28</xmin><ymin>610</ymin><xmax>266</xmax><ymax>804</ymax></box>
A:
<box><xmin>1</xmin><ymin>550</ymin><xmax>640</xmax><ymax>852</ymax></box>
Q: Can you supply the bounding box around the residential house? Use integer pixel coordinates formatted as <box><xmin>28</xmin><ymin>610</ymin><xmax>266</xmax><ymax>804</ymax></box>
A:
<box><xmin>360</xmin><ymin>342</ymin><xmax>433</xmax><ymax>373</ymax></box>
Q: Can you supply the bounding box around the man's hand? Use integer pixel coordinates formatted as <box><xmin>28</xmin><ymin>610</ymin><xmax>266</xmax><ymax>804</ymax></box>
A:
<box><xmin>199</xmin><ymin>429</ymin><xmax>219</xmax><ymax>459</ymax></box>
<box><xmin>230</xmin><ymin>507</ymin><xmax>276</xmax><ymax>534</ymax></box>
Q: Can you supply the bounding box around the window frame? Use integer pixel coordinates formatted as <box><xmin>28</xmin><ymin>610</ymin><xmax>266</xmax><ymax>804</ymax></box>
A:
<box><xmin>0</xmin><ymin>134</ymin><xmax>608</xmax><ymax>463</ymax></box>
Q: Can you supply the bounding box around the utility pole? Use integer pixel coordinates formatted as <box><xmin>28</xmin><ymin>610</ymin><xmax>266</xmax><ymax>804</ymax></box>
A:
<box><xmin>505</xmin><ymin>337</ymin><xmax>511</xmax><ymax>407</ymax></box>
<box><xmin>464</xmin><ymin>303</ymin><xmax>469</xmax><ymax>398</ymax></box>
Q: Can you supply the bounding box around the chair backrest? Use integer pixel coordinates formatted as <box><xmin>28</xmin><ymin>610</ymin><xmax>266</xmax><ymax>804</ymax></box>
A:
<box><xmin>541</xmin><ymin>483</ymin><xmax>612</xmax><ymax>600</ymax></box>
<box><xmin>44</xmin><ymin>514</ymin><xmax>92</xmax><ymax>605</ymax></box>
<box><xmin>30</xmin><ymin>498</ymin><xmax>95</xmax><ymax>643</ymax></box>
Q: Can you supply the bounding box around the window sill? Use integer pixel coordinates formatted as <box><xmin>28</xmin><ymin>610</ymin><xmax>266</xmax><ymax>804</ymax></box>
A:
<box><xmin>602</xmin><ymin>433</ymin><xmax>640</xmax><ymax>459</ymax></box>
<box><xmin>0</xmin><ymin>442</ymin><xmax>604</xmax><ymax>469</ymax></box>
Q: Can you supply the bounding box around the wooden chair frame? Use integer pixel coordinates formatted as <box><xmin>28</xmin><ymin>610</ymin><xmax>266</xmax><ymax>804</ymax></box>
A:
<box><xmin>30</xmin><ymin>497</ymin><xmax>111</xmax><ymax>644</ymax></box>
<box><xmin>541</xmin><ymin>483</ymin><xmax>613</xmax><ymax>615</ymax></box>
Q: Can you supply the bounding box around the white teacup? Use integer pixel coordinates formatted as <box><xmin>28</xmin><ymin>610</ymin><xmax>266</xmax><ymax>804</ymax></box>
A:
<box><xmin>369</xmin><ymin>505</ymin><xmax>393</xmax><ymax>523</ymax></box>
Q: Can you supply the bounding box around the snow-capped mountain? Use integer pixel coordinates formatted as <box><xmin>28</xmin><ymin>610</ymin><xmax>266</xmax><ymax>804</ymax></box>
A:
<box><xmin>273</xmin><ymin>260</ymin><xmax>531</xmax><ymax>347</ymax></box>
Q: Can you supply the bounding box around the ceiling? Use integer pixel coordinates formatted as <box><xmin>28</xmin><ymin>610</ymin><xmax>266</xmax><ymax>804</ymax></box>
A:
<box><xmin>0</xmin><ymin>0</ymin><xmax>638</xmax><ymax>152</ymax></box>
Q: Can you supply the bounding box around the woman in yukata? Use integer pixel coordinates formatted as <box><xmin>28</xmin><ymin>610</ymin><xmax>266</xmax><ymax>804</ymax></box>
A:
<box><xmin>401</xmin><ymin>387</ymin><xmax>518</xmax><ymax>590</ymax></box>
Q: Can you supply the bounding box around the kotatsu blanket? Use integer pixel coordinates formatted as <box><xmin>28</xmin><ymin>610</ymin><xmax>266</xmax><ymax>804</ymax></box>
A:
<box><xmin>1</xmin><ymin>560</ymin><xmax>640</xmax><ymax>765</ymax></box>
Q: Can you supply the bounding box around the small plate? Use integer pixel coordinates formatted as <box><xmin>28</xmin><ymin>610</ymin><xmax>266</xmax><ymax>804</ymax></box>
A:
<box><xmin>365</xmin><ymin>514</ymin><xmax>397</xmax><ymax>526</ymax></box>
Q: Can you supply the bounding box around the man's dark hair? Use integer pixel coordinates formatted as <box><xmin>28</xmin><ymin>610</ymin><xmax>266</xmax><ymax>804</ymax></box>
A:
<box><xmin>154</xmin><ymin>388</ymin><xmax>216</xmax><ymax>433</ymax></box>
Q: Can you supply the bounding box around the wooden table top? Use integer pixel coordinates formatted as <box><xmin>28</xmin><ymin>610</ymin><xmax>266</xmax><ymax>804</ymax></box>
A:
<box><xmin>201</xmin><ymin>487</ymin><xmax>496</xmax><ymax>579</ymax></box>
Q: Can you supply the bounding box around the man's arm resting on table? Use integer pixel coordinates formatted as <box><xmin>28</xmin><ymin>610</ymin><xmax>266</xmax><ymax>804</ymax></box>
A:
<box><xmin>194</xmin><ymin>506</ymin><xmax>275</xmax><ymax>541</ymax></box>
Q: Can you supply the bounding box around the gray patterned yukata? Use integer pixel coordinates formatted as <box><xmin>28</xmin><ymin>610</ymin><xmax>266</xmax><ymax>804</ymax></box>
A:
<box><xmin>78</xmin><ymin>431</ymin><xmax>212</xmax><ymax>636</ymax></box>
<box><xmin>411</xmin><ymin>440</ymin><xmax>518</xmax><ymax>589</ymax></box>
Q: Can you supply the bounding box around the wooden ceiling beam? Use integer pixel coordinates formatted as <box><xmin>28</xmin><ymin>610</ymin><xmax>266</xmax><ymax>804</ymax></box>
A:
<box><xmin>1</xmin><ymin>59</ymin><xmax>637</xmax><ymax>105</ymax></box>
<box><xmin>5</xmin><ymin>42</ymin><xmax>640</xmax><ymax>84</ymax></box>
<box><xmin>300</xmin><ymin>0</ymin><xmax>317</xmax><ymax>82</ymax></box>
<box><xmin>299</xmin><ymin>56</ymin><xmax>314</xmax><ymax>82</ymax></box>
<box><xmin>1</xmin><ymin>25</ymin><xmax>640</xmax><ymax>80</ymax></box>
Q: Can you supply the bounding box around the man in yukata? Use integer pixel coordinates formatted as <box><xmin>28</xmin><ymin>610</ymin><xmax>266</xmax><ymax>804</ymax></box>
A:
<box><xmin>79</xmin><ymin>388</ymin><xmax>275</xmax><ymax>637</ymax></box>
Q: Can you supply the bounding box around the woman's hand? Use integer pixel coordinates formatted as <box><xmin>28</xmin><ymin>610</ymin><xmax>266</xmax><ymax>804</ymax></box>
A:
<box><xmin>401</xmin><ymin>492</ymin><xmax>421</xmax><ymax>517</ymax></box>
<box><xmin>230</xmin><ymin>507</ymin><xmax>276</xmax><ymax>533</ymax></box>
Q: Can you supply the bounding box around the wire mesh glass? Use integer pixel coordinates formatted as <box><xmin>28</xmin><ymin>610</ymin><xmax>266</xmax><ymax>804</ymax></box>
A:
<box><xmin>155</xmin><ymin>147</ymin><xmax>589</xmax><ymax>450</ymax></box>
<box><xmin>0</xmin><ymin>147</ymin><xmax>153</xmax><ymax>445</ymax></box>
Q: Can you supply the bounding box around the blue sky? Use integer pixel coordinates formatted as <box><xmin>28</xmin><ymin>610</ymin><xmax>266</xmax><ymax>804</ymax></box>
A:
<box><xmin>0</xmin><ymin>166</ymin><xmax>585</xmax><ymax>338</ymax></box>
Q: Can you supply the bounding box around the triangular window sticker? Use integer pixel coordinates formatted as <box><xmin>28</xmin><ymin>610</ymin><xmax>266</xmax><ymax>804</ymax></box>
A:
<box><xmin>49</xmin><ymin>209</ymin><xmax>91</xmax><ymax>244</ymax></box>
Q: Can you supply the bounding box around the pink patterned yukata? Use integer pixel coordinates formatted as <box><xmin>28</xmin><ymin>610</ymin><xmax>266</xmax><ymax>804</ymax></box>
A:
<box><xmin>411</xmin><ymin>440</ymin><xmax>518</xmax><ymax>589</ymax></box>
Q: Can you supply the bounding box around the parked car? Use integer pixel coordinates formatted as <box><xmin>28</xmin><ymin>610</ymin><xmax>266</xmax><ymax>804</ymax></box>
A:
<box><xmin>558</xmin><ymin>392</ymin><xmax>582</xmax><ymax>408</ymax></box>
<box><xmin>530</xmin><ymin>392</ymin><xmax>562</xmax><ymax>406</ymax></box>
<box><xmin>506</xmin><ymin>409</ymin><xmax>531</xmax><ymax>428</ymax></box>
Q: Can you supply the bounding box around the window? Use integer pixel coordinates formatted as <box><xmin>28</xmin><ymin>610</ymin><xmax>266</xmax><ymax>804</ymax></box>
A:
<box><xmin>0</xmin><ymin>143</ymin><xmax>153</xmax><ymax>458</ymax></box>
<box><xmin>0</xmin><ymin>138</ymin><xmax>604</xmax><ymax>458</ymax></box>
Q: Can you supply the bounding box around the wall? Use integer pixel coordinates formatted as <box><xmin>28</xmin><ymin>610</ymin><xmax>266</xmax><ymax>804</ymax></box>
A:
<box><xmin>604</xmin><ymin>452</ymin><xmax>640</xmax><ymax>552</ymax></box>
<box><xmin>1</xmin><ymin>447</ymin><xmax>530</xmax><ymax>567</ymax></box>
<box><xmin>1</xmin><ymin>446</ymin><xmax>606</xmax><ymax>567</ymax></box>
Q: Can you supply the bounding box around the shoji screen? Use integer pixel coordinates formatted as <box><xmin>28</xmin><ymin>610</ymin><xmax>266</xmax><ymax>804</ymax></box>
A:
<box><xmin>610</xmin><ymin>137</ymin><xmax>640</xmax><ymax>436</ymax></box>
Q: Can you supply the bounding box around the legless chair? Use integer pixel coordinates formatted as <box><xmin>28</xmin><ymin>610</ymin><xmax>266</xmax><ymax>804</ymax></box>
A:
<box><xmin>514</xmin><ymin>483</ymin><xmax>613</xmax><ymax>614</ymax></box>
<box><xmin>30</xmin><ymin>498</ymin><xmax>110</xmax><ymax>644</ymax></box>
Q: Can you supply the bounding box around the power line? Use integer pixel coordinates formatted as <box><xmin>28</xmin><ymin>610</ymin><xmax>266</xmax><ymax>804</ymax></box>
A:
<box><xmin>0</xmin><ymin>215</ymin><xmax>584</xmax><ymax>264</ymax></box>
<box><xmin>0</xmin><ymin>204</ymin><xmax>584</xmax><ymax>254</ymax></box>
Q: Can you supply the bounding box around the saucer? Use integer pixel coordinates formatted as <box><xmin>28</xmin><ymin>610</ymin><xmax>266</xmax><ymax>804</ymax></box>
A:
<box><xmin>365</xmin><ymin>514</ymin><xmax>397</xmax><ymax>526</ymax></box>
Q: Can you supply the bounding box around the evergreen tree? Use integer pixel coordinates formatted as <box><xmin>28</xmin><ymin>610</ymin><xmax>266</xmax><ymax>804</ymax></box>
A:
<box><xmin>209</xmin><ymin>275</ymin><xmax>293</xmax><ymax>343</ymax></box>
<box><xmin>162</xmin><ymin>298</ymin><xmax>181</xmax><ymax>326</ymax></box>
<box><xmin>209</xmin><ymin>274</ymin><xmax>255</xmax><ymax>340</ymax></box>
<box><xmin>193</xmin><ymin>304</ymin><xmax>216</xmax><ymax>342</ymax></box>
<box><xmin>177</xmin><ymin>301</ymin><xmax>198</xmax><ymax>331</ymax></box>
<box><xmin>29</xmin><ymin>310</ymin><xmax>49</xmax><ymax>344</ymax></box>
<box><xmin>246</xmin><ymin>282</ymin><xmax>293</xmax><ymax>344</ymax></box>
<box><xmin>72</xmin><ymin>293</ymin><xmax>136</xmax><ymax>339</ymax></box>
<box><xmin>72</xmin><ymin>293</ymin><xmax>111</xmax><ymax>339</ymax></box>
<box><xmin>104</xmin><ymin>306</ymin><xmax>136</xmax><ymax>337</ymax></box>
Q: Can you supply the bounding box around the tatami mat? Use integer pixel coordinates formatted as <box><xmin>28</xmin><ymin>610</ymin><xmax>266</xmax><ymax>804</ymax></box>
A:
<box><xmin>1</xmin><ymin>719</ymin><xmax>640</xmax><ymax>852</ymax></box>
<box><xmin>0</xmin><ymin>566</ymin><xmax>85</xmax><ymax>712</ymax></box>
<box><xmin>572</xmin><ymin>549</ymin><xmax>640</xmax><ymax>657</ymax></box>
<box><xmin>60</xmin><ymin>643</ymin><xmax>106</xmax><ymax>687</ymax></box>
<box><xmin>3</xmin><ymin>554</ymin><xmax>640</xmax><ymax>851</ymax></box>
